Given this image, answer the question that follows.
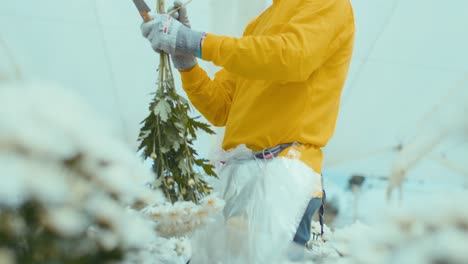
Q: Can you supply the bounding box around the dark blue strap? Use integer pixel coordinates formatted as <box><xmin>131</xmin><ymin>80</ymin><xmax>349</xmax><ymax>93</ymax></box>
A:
<box><xmin>319</xmin><ymin>190</ymin><xmax>326</xmax><ymax>236</ymax></box>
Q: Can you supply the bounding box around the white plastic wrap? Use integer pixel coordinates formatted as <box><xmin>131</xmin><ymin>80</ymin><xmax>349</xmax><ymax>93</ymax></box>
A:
<box><xmin>191</xmin><ymin>145</ymin><xmax>321</xmax><ymax>263</ymax></box>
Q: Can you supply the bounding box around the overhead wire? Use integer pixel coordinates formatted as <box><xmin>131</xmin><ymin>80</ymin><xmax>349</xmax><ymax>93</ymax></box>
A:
<box><xmin>428</xmin><ymin>155</ymin><xmax>468</xmax><ymax>178</ymax></box>
<box><xmin>329</xmin><ymin>84</ymin><xmax>467</xmax><ymax>178</ymax></box>
<box><xmin>0</xmin><ymin>35</ymin><xmax>23</xmax><ymax>80</ymax></box>
<box><xmin>93</xmin><ymin>0</ymin><xmax>132</xmax><ymax>144</ymax></box>
<box><xmin>365</xmin><ymin>57</ymin><xmax>468</xmax><ymax>74</ymax></box>
<box><xmin>341</xmin><ymin>0</ymin><xmax>402</xmax><ymax>107</ymax></box>
<box><xmin>326</xmin><ymin>144</ymin><xmax>400</xmax><ymax>167</ymax></box>
<box><xmin>326</xmin><ymin>0</ymin><xmax>404</xmax><ymax>169</ymax></box>
<box><xmin>334</xmin><ymin>1</ymin><xmax>468</xmax><ymax>173</ymax></box>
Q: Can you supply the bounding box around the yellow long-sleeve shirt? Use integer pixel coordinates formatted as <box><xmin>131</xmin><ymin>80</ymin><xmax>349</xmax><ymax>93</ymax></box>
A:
<box><xmin>180</xmin><ymin>0</ymin><xmax>355</xmax><ymax>175</ymax></box>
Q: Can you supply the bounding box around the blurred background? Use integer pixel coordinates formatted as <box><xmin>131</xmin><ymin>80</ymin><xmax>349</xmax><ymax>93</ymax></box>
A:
<box><xmin>1</xmin><ymin>0</ymin><xmax>467</xmax><ymax>228</ymax></box>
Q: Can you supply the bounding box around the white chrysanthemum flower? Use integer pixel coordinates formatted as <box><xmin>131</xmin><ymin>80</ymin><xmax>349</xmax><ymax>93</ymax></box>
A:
<box><xmin>0</xmin><ymin>82</ymin><xmax>170</xmax><ymax>262</ymax></box>
<box><xmin>0</xmin><ymin>248</ymin><xmax>15</xmax><ymax>264</ymax></box>
<box><xmin>141</xmin><ymin>193</ymin><xmax>224</xmax><ymax>238</ymax></box>
<box><xmin>43</xmin><ymin>206</ymin><xmax>89</xmax><ymax>237</ymax></box>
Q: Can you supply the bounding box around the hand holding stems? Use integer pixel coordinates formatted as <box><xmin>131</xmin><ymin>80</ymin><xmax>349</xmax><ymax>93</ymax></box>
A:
<box><xmin>168</xmin><ymin>0</ymin><xmax>193</xmax><ymax>25</ymax></box>
<box><xmin>168</xmin><ymin>0</ymin><xmax>197</xmax><ymax>71</ymax></box>
<box><xmin>141</xmin><ymin>0</ymin><xmax>203</xmax><ymax>70</ymax></box>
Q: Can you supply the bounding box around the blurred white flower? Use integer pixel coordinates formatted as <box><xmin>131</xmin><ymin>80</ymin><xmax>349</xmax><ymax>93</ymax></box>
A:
<box><xmin>43</xmin><ymin>207</ymin><xmax>89</xmax><ymax>237</ymax></box>
<box><xmin>0</xmin><ymin>82</ymin><xmax>169</xmax><ymax>262</ymax></box>
<box><xmin>142</xmin><ymin>194</ymin><xmax>224</xmax><ymax>238</ymax></box>
<box><xmin>0</xmin><ymin>248</ymin><xmax>15</xmax><ymax>264</ymax></box>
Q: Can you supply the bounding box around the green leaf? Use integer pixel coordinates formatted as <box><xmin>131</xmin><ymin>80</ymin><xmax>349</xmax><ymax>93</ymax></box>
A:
<box><xmin>153</xmin><ymin>100</ymin><xmax>171</xmax><ymax>122</ymax></box>
<box><xmin>177</xmin><ymin>159</ymin><xmax>190</xmax><ymax>176</ymax></box>
<box><xmin>172</xmin><ymin>140</ymin><xmax>181</xmax><ymax>152</ymax></box>
<box><xmin>138</xmin><ymin>129</ymin><xmax>151</xmax><ymax>141</ymax></box>
<box><xmin>190</xmin><ymin>118</ymin><xmax>216</xmax><ymax>135</ymax></box>
<box><xmin>160</xmin><ymin>146</ymin><xmax>170</xmax><ymax>153</ymax></box>
<box><xmin>202</xmin><ymin>164</ymin><xmax>217</xmax><ymax>177</ymax></box>
<box><xmin>174</xmin><ymin>121</ymin><xmax>185</xmax><ymax>130</ymax></box>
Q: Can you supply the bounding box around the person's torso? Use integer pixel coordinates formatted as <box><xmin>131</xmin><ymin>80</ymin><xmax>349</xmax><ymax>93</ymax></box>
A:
<box><xmin>222</xmin><ymin>0</ymin><xmax>355</xmax><ymax>173</ymax></box>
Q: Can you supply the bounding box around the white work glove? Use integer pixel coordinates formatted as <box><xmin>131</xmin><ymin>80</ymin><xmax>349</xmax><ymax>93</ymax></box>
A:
<box><xmin>169</xmin><ymin>1</ymin><xmax>191</xmax><ymax>27</ymax></box>
<box><xmin>167</xmin><ymin>1</ymin><xmax>197</xmax><ymax>70</ymax></box>
<box><xmin>141</xmin><ymin>13</ymin><xmax>205</xmax><ymax>65</ymax></box>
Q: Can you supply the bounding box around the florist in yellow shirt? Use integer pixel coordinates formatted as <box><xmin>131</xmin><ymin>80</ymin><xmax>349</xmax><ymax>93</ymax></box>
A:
<box><xmin>141</xmin><ymin>0</ymin><xmax>354</xmax><ymax>262</ymax></box>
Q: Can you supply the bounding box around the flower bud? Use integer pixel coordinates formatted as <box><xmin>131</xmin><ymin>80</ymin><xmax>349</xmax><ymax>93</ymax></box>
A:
<box><xmin>188</xmin><ymin>179</ymin><xmax>195</xmax><ymax>187</ymax></box>
<box><xmin>166</xmin><ymin>177</ymin><xmax>175</xmax><ymax>185</ymax></box>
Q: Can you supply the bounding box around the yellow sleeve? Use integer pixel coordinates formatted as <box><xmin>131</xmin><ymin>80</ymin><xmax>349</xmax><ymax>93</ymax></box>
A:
<box><xmin>180</xmin><ymin>64</ymin><xmax>236</xmax><ymax>127</ymax></box>
<box><xmin>201</xmin><ymin>0</ymin><xmax>353</xmax><ymax>82</ymax></box>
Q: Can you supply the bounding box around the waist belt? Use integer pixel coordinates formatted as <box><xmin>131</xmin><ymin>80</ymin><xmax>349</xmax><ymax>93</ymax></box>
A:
<box><xmin>253</xmin><ymin>143</ymin><xmax>294</xmax><ymax>160</ymax></box>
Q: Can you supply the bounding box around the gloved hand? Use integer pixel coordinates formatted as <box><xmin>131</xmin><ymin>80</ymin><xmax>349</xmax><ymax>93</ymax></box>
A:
<box><xmin>168</xmin><ymin>0</ymin><xmax>191</xmax><ymax>28</ymax></box>
<box><xmin>141</xmin><ymin>12</ymin><xmax>205</xmax><ymax>64</ymax></box>
<box><xmin>167</xmin><ymin>1</ymin><xmax>197</xmax><ymax>70</ymax></box>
